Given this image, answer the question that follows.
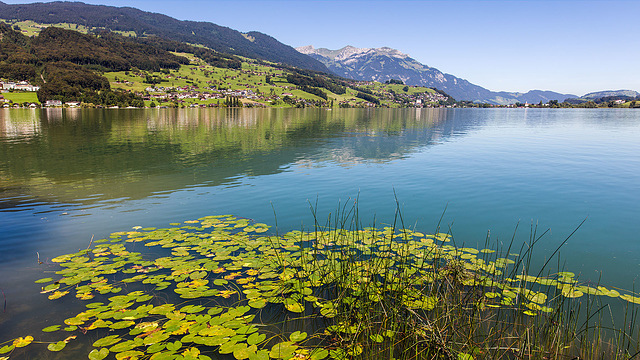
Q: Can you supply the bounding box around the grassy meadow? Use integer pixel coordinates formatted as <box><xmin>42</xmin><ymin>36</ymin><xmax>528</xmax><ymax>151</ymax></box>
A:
<box><xmin>1</xmin><ymin>92</ymin><xmax>39</xmax><ymax>104</ymax></box>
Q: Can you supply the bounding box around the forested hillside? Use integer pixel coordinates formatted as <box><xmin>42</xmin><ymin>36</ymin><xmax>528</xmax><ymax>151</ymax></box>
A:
<box><xmin>0</xmin><ymin>23</ymin><xmax>191</xmax><ymax>105</ymax></box>
<box><xmin>0</xmin><ymin>19</ymin><xmax>456</xmax><ymax>109</ymax></box>
<box><xmin>0</xmin><ymin>1</ymin><xmax>328</xmax><ymax>73</ymax></box>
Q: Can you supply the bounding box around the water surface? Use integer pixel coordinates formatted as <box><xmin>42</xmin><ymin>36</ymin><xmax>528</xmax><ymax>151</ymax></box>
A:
<box><xmin>1</xmin><ymin>107</ymin><xmax>639</xmax><ymax>345</ymax></box>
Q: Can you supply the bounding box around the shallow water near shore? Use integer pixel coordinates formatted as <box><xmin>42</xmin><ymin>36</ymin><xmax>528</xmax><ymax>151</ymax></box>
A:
<box><xmin>1</xmin><ymin>107</ymin><xmax>639</xmax><ymax>356</ymax></box>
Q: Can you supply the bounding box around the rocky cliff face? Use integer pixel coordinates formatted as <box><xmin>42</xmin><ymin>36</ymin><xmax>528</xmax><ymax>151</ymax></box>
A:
<box><xmin>298</xmin><ymin>45</ymin><xmax>576</xmax><ymax>104</ymax></box>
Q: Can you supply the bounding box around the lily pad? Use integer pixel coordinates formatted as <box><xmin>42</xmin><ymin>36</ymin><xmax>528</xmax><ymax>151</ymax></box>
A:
<box><xmin>42</xmin><ymin>325</ymin><xmax>61</xmax><ymax>332</ymax></box>
<box><xmin>88</xmin><ymin>348</ymin><xmax>110</xmax><ymax>360</ymax></box>
<box><xmin>269</xmin><ymin>342</ymin><xmax>298</xmax><ymax>359</ymax></box>
<box><xmin>35</xmin><ymin>277</ymin><xmax>55</xmax><ymax>284</ymax></box>
<box><xmin>247</xmin><ymin>332</ymin><xmax>266</xmax><ymax>346</ymax></box>
<box><xmin>47</xmin><ymin>341</ymin><xmax>66</xmax><ymax>352</ymax></box>
<box><xmin>93</xmin><ymin>335</ymin><xmax>121</xmax><ymax>348</ymax></box>
<box><xmin>110</xmin><ymin>320</ymin><xmax>135</xmax><ymax>330</ymax></box>
<box><xmin>284</xmin><ymin>301</ymin><xmax>304</xmax><ymax>313</ymax></box>
<box><xmin>289</xmin><ymin>331</ymin><xmax>307</xmax><ymax>342</ymax></box>
<box><xmin>248</xmin><ymin>298</ymin><xmax>267</xmax><ymax>309</ymax></box>
<box><xmin>310</xmin><ymin>348</ymin><xmax>329</xmax><ymax>360</ymax></box>
<box><xmin>13</xmin><ymin>336</ymin><xmax>34</xmax><ymax>348</ymax></box>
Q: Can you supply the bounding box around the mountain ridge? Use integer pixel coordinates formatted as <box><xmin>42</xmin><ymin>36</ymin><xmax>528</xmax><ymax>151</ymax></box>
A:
<box><xmin>583</xmin><ymin>90</ymin><xmax>639</xmax><ymax>99</ymax></box>
<box><xmin>0</xmin><ymin>1</ymin><xmax>329</xmax><ymax>73</ymax></box>
<box><xmin>298</xmin><ymin>45</ymin><xmax>577</xmax><ymax>105</ymax></box>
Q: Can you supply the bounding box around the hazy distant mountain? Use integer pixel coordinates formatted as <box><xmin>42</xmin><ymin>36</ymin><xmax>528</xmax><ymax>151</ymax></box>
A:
<box><xmin>582</xmin><ymin>90</ymin><xmax>640</xmax><ymax>99</ymax></box>
<box><xmin>297</xmin><ymin>45</ymin><xmax>576</xmax><ymax>105</ymax></box>
<box><xmin>0</xmin><ymin>1</ymin><xmax>328</xmax><ymax>72</ymax></box>
<box><xmin>564</xmin><ymin>90</ymin><xmax>640</xmax><ymax>105</ymax></box>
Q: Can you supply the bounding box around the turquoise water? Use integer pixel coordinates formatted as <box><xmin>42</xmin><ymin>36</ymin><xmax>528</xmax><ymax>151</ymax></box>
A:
<box><xmin>1</xmin><ymin>107</ymin><xmax>639</xmax><ymax>344</ymax></box>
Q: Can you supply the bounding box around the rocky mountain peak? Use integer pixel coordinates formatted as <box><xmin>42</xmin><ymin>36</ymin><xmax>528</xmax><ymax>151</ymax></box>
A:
<box><xmin>297</xmin><ymin>45</ymin><xmax>410</xmax><ymax>62</ymax></box>
<box><xmin>296</xmin><ymin>44</ymin><xmax>577</xmax><ymax>105</ymax></box>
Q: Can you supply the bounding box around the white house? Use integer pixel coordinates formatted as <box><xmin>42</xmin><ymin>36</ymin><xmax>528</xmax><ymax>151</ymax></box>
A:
<box><xmin>45</xmin><ymin>100</ymin><xmax>63</xmax><ymax>107</ymax></box>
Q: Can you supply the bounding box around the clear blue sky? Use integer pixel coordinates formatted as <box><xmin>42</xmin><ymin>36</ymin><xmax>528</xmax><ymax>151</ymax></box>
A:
<box><xmin>4</xmin><ymin>0</ymin><xmax>640</xmax><ymax>95</ymax></box>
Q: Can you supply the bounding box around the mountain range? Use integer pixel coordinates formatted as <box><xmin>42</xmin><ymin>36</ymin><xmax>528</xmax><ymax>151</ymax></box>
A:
<box><xmin>297</xmin><ymin>45</ymin><xmax>577</xmax><ymax>105</ymax></box>
<box><xmin>0</xmin><ymin>1</ymin><xmax>634</xmax><ymax>105</ymax></box>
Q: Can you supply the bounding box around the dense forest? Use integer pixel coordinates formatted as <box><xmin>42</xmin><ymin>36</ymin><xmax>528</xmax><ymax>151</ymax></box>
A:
<box><xmin>0</xmin><ymin>23</ymin><xmax>243</xmax><ymax>105</ymax></box>
<box><xmin>0</xmin><ymin>1</ymin><xmax>328</xmax><ymax>72</ymax></box>
<box><xmin>137</xmin><ymin>37</ymin><xmax>242</xmax><ymax>70</ymax></box>
<box><xmin>286</xmin><ymin>73</ymin><xmax>346</xmax><ymax>95</ymax></box>
<box><xmin>31</xmin><ymin>27</ymin><xmax>188</xmax><ymax>71</ymax></box>
<box><xmin>0</xmin><ymin>22</ymin><xmax>36</xmax><ymax>80</ymax></box>
<box><xmin>356</xmin><ymin>91</ymin><xmax>381</xmax><ymax>105</ymax></box>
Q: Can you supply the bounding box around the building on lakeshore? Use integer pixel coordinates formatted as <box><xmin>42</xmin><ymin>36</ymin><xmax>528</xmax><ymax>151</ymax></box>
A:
<box><xmin>1</xmin><ymin>81</ymin><xmax>40</xmax><ymax>91</ymax></box>
<box><xmin>45</xmin><ymin>100</ymin><xmax>63</xmax><ymax>107</ymax></box>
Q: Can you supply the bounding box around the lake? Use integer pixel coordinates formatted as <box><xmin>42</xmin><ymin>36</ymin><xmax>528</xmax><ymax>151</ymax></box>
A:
<box><xmin>1</xmin><ymin>107</ymin><xmax>639</xmax><ymax>355</ymax></box>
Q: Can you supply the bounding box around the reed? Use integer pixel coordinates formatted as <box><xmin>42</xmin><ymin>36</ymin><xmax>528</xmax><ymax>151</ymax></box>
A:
<box><xmin>275</xmin><ymin>199</ymin><xmax>640</xmax><ymax>360</ymax></box>
<box><xmin>6</xmin><ymin>207</ymin><xmax>639</xmax><ymax>360</ymax></box>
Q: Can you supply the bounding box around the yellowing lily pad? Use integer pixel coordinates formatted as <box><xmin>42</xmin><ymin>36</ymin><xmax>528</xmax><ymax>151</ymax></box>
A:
<box><xmin>13</xmin><ymin>336</ymin><xmax>34</xmax><ymax>348</ymax></box>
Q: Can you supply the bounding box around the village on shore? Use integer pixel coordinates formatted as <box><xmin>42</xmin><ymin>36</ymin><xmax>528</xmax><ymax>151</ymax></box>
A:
<box><xmin>2</xmin><ymin>65</ymin><xmax>638</xmax><ymax>110</ymax></box>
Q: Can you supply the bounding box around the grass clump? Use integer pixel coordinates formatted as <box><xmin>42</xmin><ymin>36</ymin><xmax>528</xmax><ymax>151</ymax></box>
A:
<box><xmin>284</xmin><ymin>202</ymin><xmax>640</xmax><ymax>360</ymax></box>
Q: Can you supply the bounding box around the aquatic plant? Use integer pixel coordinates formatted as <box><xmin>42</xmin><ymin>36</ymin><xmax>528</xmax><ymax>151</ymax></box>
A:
<box><xmin>2</xmin><ymin>213</ymin><xmax>639</xmax><ymax>359</ymax></box>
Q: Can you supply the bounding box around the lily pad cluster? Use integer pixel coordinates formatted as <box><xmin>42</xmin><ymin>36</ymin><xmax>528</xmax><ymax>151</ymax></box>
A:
<box><xmin>3</xmin><ymin>215</ymin><xmax>637</xmax><ymax>360</ymax></box>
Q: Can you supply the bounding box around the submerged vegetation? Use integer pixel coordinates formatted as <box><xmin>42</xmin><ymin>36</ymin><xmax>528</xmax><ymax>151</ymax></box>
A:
<box><xmin>2</xmin><ymin>210</ymin><xmax>640</xmax><ymax>359</ymax></box>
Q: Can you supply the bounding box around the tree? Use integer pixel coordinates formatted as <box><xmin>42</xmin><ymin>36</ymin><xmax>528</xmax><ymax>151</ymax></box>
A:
<box><xmin>402</xmin><ymin>86</ymin><xmax>409</xmax><ymax>92</ymax></box>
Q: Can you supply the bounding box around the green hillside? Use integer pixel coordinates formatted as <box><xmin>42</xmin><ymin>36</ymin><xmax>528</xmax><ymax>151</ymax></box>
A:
<box><xmin>0</xmin><ymin>20</ymin><xmax>455</xmax><ymax>108</ymax></box>
<box><xmin>103</xmin><ymin>53</ymin><xmax>454</xmax><ymax>109</ymax></box>
<box><xmin>0</xmin><ymin>1</ymin><xmax>328</xmax><ymax>72</ymax></box>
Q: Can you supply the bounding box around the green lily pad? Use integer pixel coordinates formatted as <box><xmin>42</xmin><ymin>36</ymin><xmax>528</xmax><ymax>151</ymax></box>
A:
<box><xmin>35</xmin><ymin>277</ymin><xmax>55</xmax><ymax>284</ymax></box>
<box><xmin>310</xmin><ymin>348</ymin><xmax>329</xmax><ymax>360</ymax></box>
<box><xmin>42</xmin><ymin>325</ymin><xmax>61</xmax><ymax>332</ymax></box>
<box><xmin>47</xmin><ymin>341</ymin><xmax>66</xmax><ymax>352</ymax></box>
<box><xmin>93</xmin><ymin>335</ymin><xmax>121</xmax><ymax>348</ymax></box>
<box><xmin>247</xmin><ymin>332</ymin><xmax>266</xmax><ymax>346</ymax></box>
<box><xmin>88</xmin><ymin>348</ymin><xmax>109</xmax><ymax>360</ymax></box>
<box><xmin>147</xmin><ymin>343</ymin><xmax>165</xmax><ymax>354</ymax></box>
<box><xmin>143</xmin><ymin>331</ymin><xmax>170</xmax><ymax>346</ymax></box>
<box><xmin>269</xmin><ymin>342</ymin><xmax>298</xmax><ymax>359</ymax></box>
<box><xmin>219</xmin><ymin>340</ymin><xmax>241</xmax><ymax>354</ymax></box>
<box><xmin>199</xmin><ymin>325</ymin><xmax>236</xmax><ymax>337</ymax></box>
<box><xmin>234</xmin><ymin>344</ymin><xmax>257</xmax><ymax>360</ymax></box>
<box><xmin>181</xmin><ymin>305</ymin><xmax>206</xmax><ymax>313</ymax></box>
<box><xmin>64</xmin><ymin>317</ymin><xmax>84</xmax><ymax>326</ymax></box>
<box><xmin>110</xmin><ymin>339</ymin><xmax>141</xmax><ymax>353</ymax></box>
<box><xmin>135</xmin><ymin>294</ymin><xmax>154</xmax><ymax>302</ymax></box>
<box><xmin>110</xmin><ymin>321</ymin><xmax>135</xmax><ymax>330</ymax></box>
<box><xmin>115</xmin><ymin>350</ymin><xmax>144</xmax><ymax>359</ymax></box>
<box><xmin>165</xmin><ymin>340</ymin><xmax>182</xmax><ymax>352</ymax></box>
<box><xmin>248</xmin><ymin>298</ymin><xmax>266</xmax><ymax>309</ymax></box>
<box><xmin>289</xmin><ymin>331</ymin><xmax>307</xmax><ymax>342</ymax></box>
